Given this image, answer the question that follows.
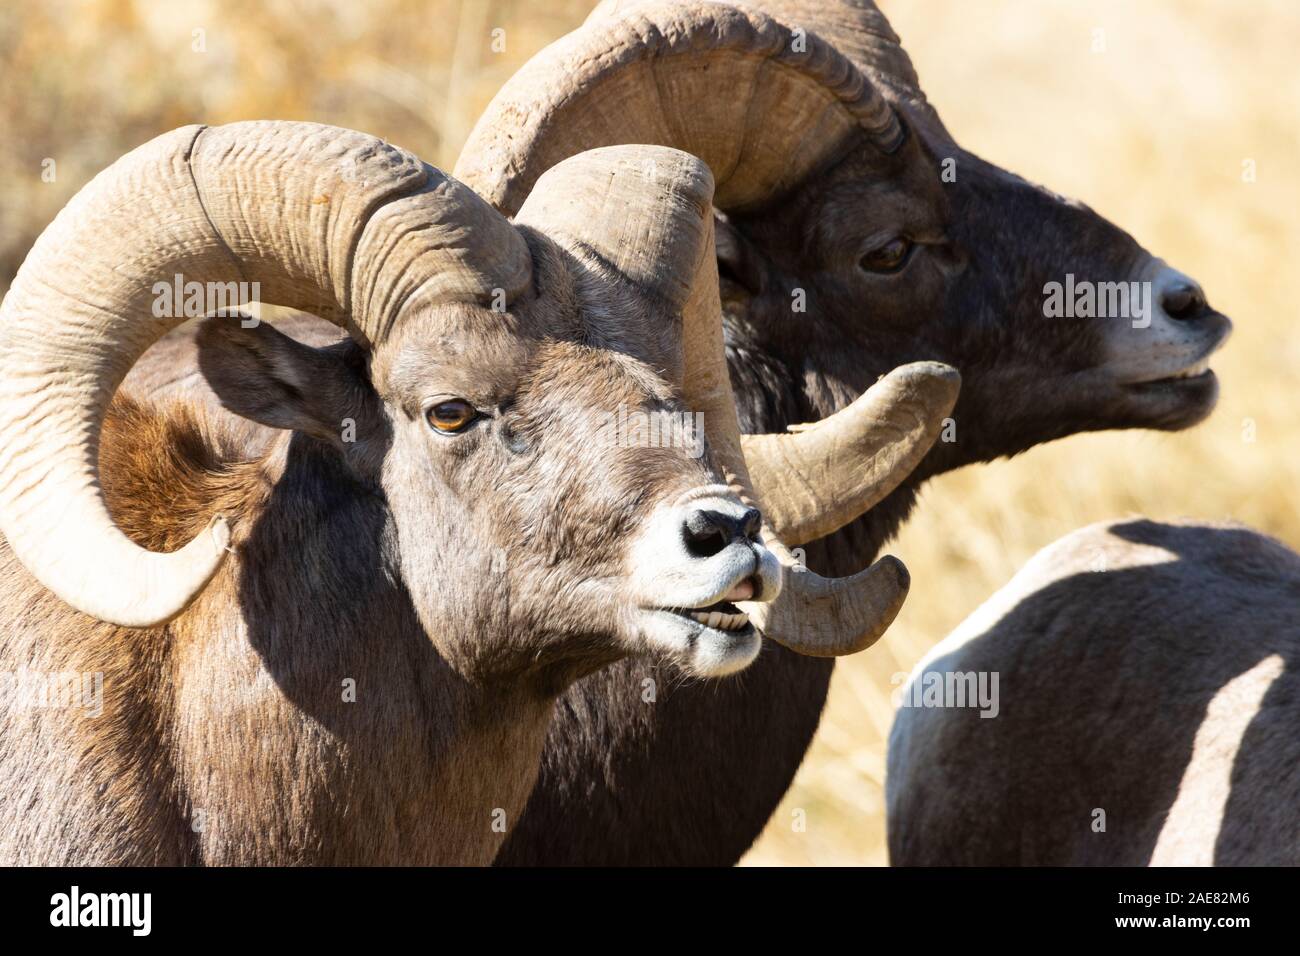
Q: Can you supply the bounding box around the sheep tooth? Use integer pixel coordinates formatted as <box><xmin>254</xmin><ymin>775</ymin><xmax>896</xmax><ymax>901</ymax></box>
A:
<box><xmin>706</xmin><ymin>611</ymin><xmax>723</xmax><ymax>629</ymax></box>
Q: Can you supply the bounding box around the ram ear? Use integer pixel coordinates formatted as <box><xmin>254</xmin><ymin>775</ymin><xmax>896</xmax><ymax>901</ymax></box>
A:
<box><xmin>196</xmin><ymin>314</ymin><xmax>373</xmax><ymax>445</ymax></box>
<box><xmin>714</xmin><ymin>212</ymin><xmax>766</xmax><ymax>309</ymax></box>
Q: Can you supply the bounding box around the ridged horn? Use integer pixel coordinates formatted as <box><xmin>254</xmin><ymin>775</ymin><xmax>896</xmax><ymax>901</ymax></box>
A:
<box><xmin>453</xmin><ymin>0</ymin><xmax>902</xmax><ymax>218</ymax></box>
<box><xmin>733</xmin><ymin>0</ymin><xmax>923</xmax><ymax>93</ymax></box>
<box><xmin>0</xmin><ymin>121</ymin><xmax>529</xmax><ymax>627</ymax></box>
<box><xmin>514</xmin><ymin>146</ymin><xmax>713</xmax><ymax>343</ymax></box>
<box><xmin>742</xmin><ymin>361</ymin><xmax>959</xmax><ymax>547</ymax></box>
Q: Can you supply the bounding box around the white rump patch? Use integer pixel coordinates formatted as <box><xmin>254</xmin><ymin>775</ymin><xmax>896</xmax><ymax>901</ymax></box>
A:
<box><xmin>1150</xmin><ymin>654</ymin><xmax>1285</xmax><ymax>866</ymax></box>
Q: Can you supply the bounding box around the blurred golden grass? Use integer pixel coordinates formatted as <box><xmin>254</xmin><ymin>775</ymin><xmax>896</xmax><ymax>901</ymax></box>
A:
<box><xmin>1</xmin><ymin>0</ymin><xmax>1294</xmax><ymax>866</ymax></box>
<box><xmin>0</xmin><ymin>0</ymin><xmax>592</xmax><ymax>287</ymax></box>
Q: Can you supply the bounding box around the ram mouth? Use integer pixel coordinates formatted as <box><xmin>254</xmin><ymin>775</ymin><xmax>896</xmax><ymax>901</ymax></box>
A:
<box><xmin>1165</xmin><ymin>358</ymin><xmax>1213</xmax><ymax>381</ymax></box>
<box><xmin>1126</xmin><ymin>358</ymin><xmax>1216</xmax><ymax>389</ymax></box>
<box><xmin>1122</xmin><ymin>315</ymin><xmax>1231</xmax><ymax>390</ymax></box>
<box><xmin>658</xmin><ymin>601</ymin><xmax>752</xmax><ymax>633</ymax></box>
<box><xmin>636</xmin><ymin>582</ymin><xmax>763</xmax><ymax>677</ymax></box>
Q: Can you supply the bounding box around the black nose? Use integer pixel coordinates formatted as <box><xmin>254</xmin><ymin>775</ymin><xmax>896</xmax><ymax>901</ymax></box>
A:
<box><xmin>682</xmin><ymin>506</ymin><xmax>762</xmax><ymax>559</ymax></box>
<box><xmin>1161</xmin><ymin>282</ymin><xmax>1208</xmax><ymax>321</ymax></box>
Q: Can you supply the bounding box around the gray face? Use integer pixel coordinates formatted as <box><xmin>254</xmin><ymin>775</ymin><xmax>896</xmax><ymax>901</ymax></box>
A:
<box><xmin>197</xmin><ymin>301</ymin><xmax>782</xmax><ymax>687</ymax></box>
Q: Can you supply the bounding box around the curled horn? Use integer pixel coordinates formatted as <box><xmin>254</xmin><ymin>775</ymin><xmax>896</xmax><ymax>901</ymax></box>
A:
<box><xmin>743</xmin><ymin>362</ymin><xmax>959</xmax><ymax>547</ymax></box>
<box><xmin>454</xmin><ymin>0</ymin><xmax>903</xmax><ymax>217</ymax></box>
<box><xmin>0</xmin><ymin>121</ymin><xmax>529</xmax><ymax>626</ymax></box>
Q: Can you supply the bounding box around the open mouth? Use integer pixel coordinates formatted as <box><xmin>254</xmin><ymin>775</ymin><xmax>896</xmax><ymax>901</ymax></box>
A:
<box><xmin>658</xmin><ymin>600</ymin><xmax>752</xmax><ymax>633</ymax></box>
<box><xmin>638</xmin><ymin>601</ymin><xmax>760</xmax><ymax>678</ymax></box>
<box><xmin>649</xmin><ymin>573</ymin><xmax>760</xmax><ymax>635</ymax></box>
<box><xmin>1121</xmin><ymin>313</ymin><xmax>1231</xmax><ymax>391</ymax></box>
<box><xmin>634</xmin><ymin>574</ymin><xmax>766</xmax><ymax>678</ymax></box>
<box><xmin>1112</xmin><ymin>322</ymin><xmax>1229</xmax><ymax>430</ymax></box>
<box><xmin>1130</xmin><ymin>361</ymin><xmax>1216</xmax><ymax>388</ymax></box>
<box><xmin>1158</xmin><ymin>356</ymin><xmax>1212</xmax><ymax>381</ymax></box>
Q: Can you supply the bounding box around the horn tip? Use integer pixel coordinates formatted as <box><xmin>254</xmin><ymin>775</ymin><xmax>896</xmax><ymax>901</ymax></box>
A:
<box><xmin>876</xmin><ymin>553</ymin><xmax>911</xmax><ymax>596</ymax></box>
<box><xmin>206</xmin><ymin>514</ymin><xmax>233</xmax><ymax>554</ymax></box>
<box><xmin>895</xmin><ymin>360</ymin><xmax>961</xmax><ymax>388</ymax></box>
<box><xmin>885</xmin><ymin>361</ymin><xmax>962</xmax><ymax>412</ymax></box>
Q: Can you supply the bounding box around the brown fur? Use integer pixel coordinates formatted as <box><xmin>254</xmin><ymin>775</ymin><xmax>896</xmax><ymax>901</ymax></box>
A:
<box><xmin>0</xmin><ymin>390</ymin><xmax>551</xmax><ymax>864</ymax></box>
<box><xmin>0</xmin><ymin>233</ymin><xmax>739</xmax><ymax>865</ymax></box>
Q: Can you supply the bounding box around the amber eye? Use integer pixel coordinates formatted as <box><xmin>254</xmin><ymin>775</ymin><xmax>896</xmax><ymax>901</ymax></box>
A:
<box><xmin>425</xmin><ymin>399</ymin><xmax>478</xmax><ymax>433</ymax></box>
<box><xmin>859</xmin><ymin>237</ymin><xmax>913</xmax><ymax>273</ymax></box>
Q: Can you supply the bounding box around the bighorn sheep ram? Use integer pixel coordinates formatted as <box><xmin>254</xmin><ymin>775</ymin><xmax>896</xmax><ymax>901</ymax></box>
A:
<box><xmin>0</xmin><ymin>121</ymin><xmax>957</xmax><ymax>864</ymax></box>
<box><xmin>123</xmin><ymin>0</ymin><xmax>1234</xmax><ymax>865</ymax></box>
<box><xmin>448</xmin><ymin>0</ymin><xmax>1234</xmax><ymax>864</ymax></box>
<box><xmin>888</xmin><ymin>518</ymin><xmax>1300</xmax><ymax>866</ymax></box>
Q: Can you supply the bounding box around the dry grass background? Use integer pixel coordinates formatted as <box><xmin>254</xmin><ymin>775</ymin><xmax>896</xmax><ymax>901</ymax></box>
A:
<box><xmin>1</xmin><ymin>1</ymin><xmax>1295</xmax><ymax>865</ymax></box>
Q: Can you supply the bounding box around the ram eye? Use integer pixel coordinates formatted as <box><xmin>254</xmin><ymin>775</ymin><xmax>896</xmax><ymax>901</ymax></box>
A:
<box><xmin>426</xmin><ymin>399</ymin><xmax>478</xmax><ymax>433</ymax></box>
<box><xmin>859</xmin><ymin>237</ymin><xmax>913</xmax><ymax>273</ymax></box>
